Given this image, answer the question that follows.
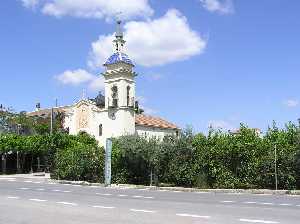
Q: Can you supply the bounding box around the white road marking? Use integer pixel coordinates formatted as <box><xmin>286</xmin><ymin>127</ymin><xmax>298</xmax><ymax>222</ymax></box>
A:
<box><xmin>239</xmin><ymin>218</ymin><xmax>279</xmax><ymax>223</ymax></box>
<box><xmin>118</xmin><ymin>194</ymin><xmax>128</xmax><ymax>197</ymax></box>
<box><xmin>130</xmin><ymin>209</ymin><xmax>156</xmax><ymax>213</ymax></box>
<box><xmin>195</xmin><ymin>191</ymin><xmax>210</xmax><ymax>194</ymax></box>
<box><xmin>158</xmin><ymin>190</ymin><xmax>169</xmax><ymax>192</ymax></box>
<box><xmin>29</xmin><ymin>199</ymin><xmax>47</xmax><ymax>202</ymax></box>
<box><xmin>33</xmin><ymin>182</ymin><xmax>41</xmax><ymax>184</ymax></box>
<box><xmin>279</xmin><ymin>203</ymin><xmax>292</xmax><ymax>206</ymax></box>
<box><xmin>7</xmin><ymin>196</ymin><xmax>19</xmax><ymax>199</ymax></box>
<box><xmin>89</xmin><ymin>186</ymin><xmax>98</xmax><ymax>188</ymax></box>
<box><xmin>133</xmin><ymin>195</ymin><xmax>143</xmax><ymax>198</ymax></box>
<box><xmin>63</xmin><ymin>184</ymin><xmax>71</xmax><ymax>186</ymax></box>
<box><xmin>221</xmin><ymin>200</ymin><xmax>235</xmax><ymax>203</ymax></box>
<box><xmin>24</xmin><ymin>180</ymin><xmax>33</xmax><ymax>183</ymax></box>
<box><xmin>96</xmin><ymin>193</ymin><xmax>112</xmax><ymax>196</ymax></box>
<box><xmin>296</xmin><ymin>205</ymin><xmax>300</xmax><ymax>207</ymax></box>
<box><xmin>56</xmin><ymin>201</ymin><xmax>77</xmax><ymax>206</ymax></box>
<box><xmin>260</xmin><ymin>202</ymin><xmax>274</xmax><ymax>205</ymax></box>
<box><xmin>19</xmin><ymin>188</ymin><xmax>30</xmax><ymax>190</ymax></box>
<box><xmin>244</xmin><ymin>202</ymin><xmax>257</xmax><ymax>204</ymax></box>
<box><xmin>172</xmin><ymin>191</ymin><xmax>181</xmax><ymax>193</ymax></box>
<box><xmin>93</xmin><ymin>205</ymin><xmax>115</xmax><ymax>209</ymax></box>
<box><xmin>8</xmin><ymin>179</ymin><xmax>16</xmax><ymax>182</ymax></box>
<box><xmin>176</xmin><ymin>213</ymin><xmax>210</xmax><ymax>219</ymax></box>
<box><xmin>144</xmin><ymin>196</ymin><xmax>154</xmax><ymax>199</ymax></box>
<box><xmin>63</xmin><ymin>190</ymin><xmax>71</xmax><ymax>193</ymax></box>
<box><xmin>36</xmin><ymin>188</ymin><xmax>45</xmax><ymax>191</ymax></box>
<box><xmin>52</xmin><ymin>189</ymin><xmax>62</xmax><ymax>192</ymax></box>
<box><xmin>72</xmin><ymin>185</ymin><xmax>82</xmax><ymax>187</ymax></box>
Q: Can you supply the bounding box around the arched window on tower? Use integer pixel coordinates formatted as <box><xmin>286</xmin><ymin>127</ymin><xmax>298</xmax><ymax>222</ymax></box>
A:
<box><xmin>127</xmin><ymin>86</ymin><xmax>131</xmax><ymax>106</ymax></box>
<box><xmin>111</xmin><ymin>85</ymin><xmax>118</xmax><ymax>108</ymax></box>
<box><xmin>99</xmin><ymin>124</ymin><xmax>103</xmax><ymax>136</ymax></box>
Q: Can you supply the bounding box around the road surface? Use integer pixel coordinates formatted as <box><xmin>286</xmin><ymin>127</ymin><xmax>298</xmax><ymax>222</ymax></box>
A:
<box><xmin>0</xmin><ymin>176</ymin><xmax>300</xmax><ymax>224</ymax></box>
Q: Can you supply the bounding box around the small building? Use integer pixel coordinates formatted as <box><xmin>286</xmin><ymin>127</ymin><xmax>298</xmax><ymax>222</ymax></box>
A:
<box><xmin>27</xmin><ymin>21</ymin><xmax>180</xmax><ymax>146</ymax></box>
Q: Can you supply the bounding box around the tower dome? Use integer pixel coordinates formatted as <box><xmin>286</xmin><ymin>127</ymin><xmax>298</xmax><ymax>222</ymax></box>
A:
<box><xmin>104</xmin><ymin>20</ymin><xmax>134</xmax><ymax>67</ymax></box>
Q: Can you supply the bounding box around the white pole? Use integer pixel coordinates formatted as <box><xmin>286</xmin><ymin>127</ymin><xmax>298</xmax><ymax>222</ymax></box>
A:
<box><xmin>275</xmin><ymin>145</ymin><xmax>278</xmax><ymax>190</ymax></box>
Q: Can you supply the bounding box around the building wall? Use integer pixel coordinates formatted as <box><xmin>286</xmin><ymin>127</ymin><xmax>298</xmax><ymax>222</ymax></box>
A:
<box><xmin>63</xmin><ymin>100</ymin><xmax>135</xmax><ymax>147</ymax></box>
<box><xmin>135</xmin><ymin>125</ymin><xmax>178</xmax><ymax>140</ymax></box>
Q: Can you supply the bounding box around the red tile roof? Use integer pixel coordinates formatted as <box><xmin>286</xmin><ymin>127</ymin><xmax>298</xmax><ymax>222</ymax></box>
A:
<box><xmin>135</xmin><ymin>114</ymin><xmax>180</xmax><ymax>130</ymax></box>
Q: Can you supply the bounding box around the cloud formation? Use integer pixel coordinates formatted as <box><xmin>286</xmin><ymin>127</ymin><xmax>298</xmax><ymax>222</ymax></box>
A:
<box><xmin>55</xmin><ymin>69</ymin><xmax>94</xmax><ymax>85</ymax></box>
<box><xmin>55</xmin><ymin>69</ymin><xmax>104</xmax><ymax>91</ymax></box>
<box><xmin>20</xmin><ymin>0</ymin><xmax>39</xmax><ymax>9</ymax></box>
<box><xmin>200</xmin><ymin>0</ymin><xmax>234</xmax><ymax>14</ymax></box>
<box><xmin>284</xmin><ymin>99</ymin><xmax>299</xmax><ymax>108</ymax></box>
<box><xmin>21</xmin><ymin>0</ymin><xmax>153</xmax><ymax>20</ymax></box>
<box><xmin>89</xmin><ymin>9</ymin><xmax>206</xmax><ymax>68</ymax></box>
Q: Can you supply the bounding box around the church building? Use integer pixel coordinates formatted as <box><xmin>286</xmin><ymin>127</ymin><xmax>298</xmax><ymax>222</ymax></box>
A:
<box><xmin>28</xmin><ymin>21</ymin><xmax>180</xmax><ymax>146</ymax></box>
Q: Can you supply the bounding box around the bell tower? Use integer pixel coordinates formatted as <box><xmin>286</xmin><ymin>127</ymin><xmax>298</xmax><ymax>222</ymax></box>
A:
<box><xmin>103</xmin><ymin>20</ymin><xmax>137</xmax><ymax>136</ymax></box>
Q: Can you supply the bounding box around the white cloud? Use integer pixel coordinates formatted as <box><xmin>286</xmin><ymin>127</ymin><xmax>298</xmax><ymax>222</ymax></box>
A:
<box><xmin>88</xmin><ymin>76</ymin><xmax>105</xmax><ymax>91</ymax></box>
<box><xmin>208</xmin><ymin>120</ymin><xmax>235</xmax><ymax>131</ymax></box>
<box><xmin>20</xmin><ymin>0</ymin><xmax>40</xmax><ymax>9</ymax></box>
<box><xmin>88</xmin><ymin>9</ymin><xmax>207</xmax><ymax>68</ymax></box>
<box><xmin>55</xmin><ymin>69</ymin><xmax>104</xmax><ymax>91</ymax></box>
<box><xmin>20</xmin><ymin>0</ymin><xmax>153</xmax><ymax>20</ymax></box>
<box><xmin>284</xmin><ymin>99</ymin><xmax>299</xmax><ymax>108</ymax></box>
<box><xmin>55</xmin><ymin>69</ymin><xmax>94</xmax><ymax>85</ymax></box>
<box><xmin>200</xmin><ymin>0</ymin><xmax>234</xmax><ymax>14</ymax></box>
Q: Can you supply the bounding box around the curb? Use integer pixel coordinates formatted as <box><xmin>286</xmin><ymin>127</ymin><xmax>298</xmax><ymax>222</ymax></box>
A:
<box><xmin>48</xmin><ymin>179</ymin><xmax>300</xmax><ymax>195</ymax></box>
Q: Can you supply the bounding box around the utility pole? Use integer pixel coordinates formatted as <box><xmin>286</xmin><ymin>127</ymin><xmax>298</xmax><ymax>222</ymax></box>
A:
<box><xmin>50</xmin><ymin>107</ymin><xmax>53</xmax><ymax>135</ymax></box>
<box><xmin>274</xmin><ymin>144</ymin><xmax>278</xmax><ymax>190</ymax></box>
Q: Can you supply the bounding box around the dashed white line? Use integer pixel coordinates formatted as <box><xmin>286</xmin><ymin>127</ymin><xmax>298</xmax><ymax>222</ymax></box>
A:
<box><xmin>72</xmin><ymin>185</ymin><xmax>82</xmax><ymax>187</ymax></box>
<box><xmin>144</xmin><ymin>196</ymin><xmax>154</xmax><ymax>199</ymax></box>
<box><xmin>221</xmin><ymin>200</ymin><xmax>235</xmax><ymax>203</ymax></box>
<box><xmin>260</xmin><ymin>202</ymin><xmax>274</xmax><ymax>205</ymax></box>
<box><xmin>133</xmin><ymin>195</ymin><xmax>143</xmax><ymax>198</ymax></box>
<box><xmin>52</xmin><ymin>189</ymin><xmax>62</xmax><ymax>192</ymax></box>
<box><xmin>138</xmin><ymin>188</ymin><xmax>149</xmax><ymax>191</ymax></box>
<box><xmin>7</xmin><ymin>196</ymin><xmax>19</xmax><ymax>199</ymax></box>
<box><xmin>56</xmin><ymin>201</ymin><xmax>78</xmax><ymax>206</ymax></box>
<box><xmin>36</xmin><ymin>188</ymin><xmax>45</xmax><ymax>191</ymax></box>
<box><xmin>33</xmin><ymin>182</ymin><xmax>41</xmax><ymax>184</ymax></box>
<box><xmin>96</xmin><ymin>193</ymin><xmax>112</xmax><ymax>196</ymax></box>
<box><xmin>279</xmin><ymin>203</ymin><xmax>292</xmax><ymax>206</ymax></box>
<box><xmin>63</xmin><ymin>184</ymin><xmax>71</xmax><ymax>186</ymax></box>
<box><xmin>29</xmin><ymin>199</ymin><xmax>47</xmax><ymax>202</ymax></box>
<box><xmin>118</xmin><ymin>194</ymin><xmax>128</xmax><ymax>197</ymax></box>
<box><xmin>130</xmin><ymin>209</ymin><xmax>156</xmax><ymax>213</ymax></box>
<box><xmin>176</xmin><ymin>213</ymin><xmax>210</xmax><ymax>219</ymax></box>
<box><xmin>93</xmin><ymin>205</ymin><xmax>115</xmax><ymax>209</ymax></box>
<box><xmin>8</xmin><ymin>179</ymin><xmax>16</xmax><ymax>182</ymax></box>
<box><xmin>63</xmin><ymin>190</ymin><xmax>71</xmax><ymax>193</ymax></box>
<box><xmin>158</xmin><ymin>189</ymin><xmax>169</xmax><ymax>192</ymax></box>
<box><xmin>239</xmin><ymin>218</ymin><xmax>279</xmax><ymax>223</ymax></box>
<box><xmin>244</xmin><ymin>202</ymin><xmax>257</xmax><ymax>204</ymax></box>
<box><xmin>24</xmin><ymin>180</ymin><xmax>33</xmax><ymax>183</ymax></box>
<box><xmin>18</xmin><ymin>188</ymin><xmax>30</xmax><ymax>190</ymax></box>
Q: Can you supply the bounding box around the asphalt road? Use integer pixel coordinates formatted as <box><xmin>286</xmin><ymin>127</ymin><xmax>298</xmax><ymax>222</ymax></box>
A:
<box><xmin>1</xmin><ymin>176</ymin><xmax>300</xmax><ymax>224</ymax></box>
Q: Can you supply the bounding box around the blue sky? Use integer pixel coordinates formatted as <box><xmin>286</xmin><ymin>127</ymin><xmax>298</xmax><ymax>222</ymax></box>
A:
<box><xmin>1</xmin><ymin>0</ymin><xmax>300</xmax><ymax>133</ymax></box>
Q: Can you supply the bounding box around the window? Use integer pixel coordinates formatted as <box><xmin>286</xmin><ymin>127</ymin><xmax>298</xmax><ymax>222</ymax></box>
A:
<box><xmin>99</xmin><ymin>124</ymin><xmax>103</xmax><ymax>136</ymax></box>
<box><xmin>127</xmin><ymin>86</ymin><xmax>131</xmax><ymax>106</ymax></box>
<box><xmin>111</xmin><ymin>85</ymin><xmax>118</xmax><ymax>107</ymax></box>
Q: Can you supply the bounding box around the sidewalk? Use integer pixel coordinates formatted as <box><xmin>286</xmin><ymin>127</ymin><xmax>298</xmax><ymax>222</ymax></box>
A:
<box><xmin>0</xmin><ymin>173</ymin><xmax>50</xmax><ymax>179</ymax></box>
